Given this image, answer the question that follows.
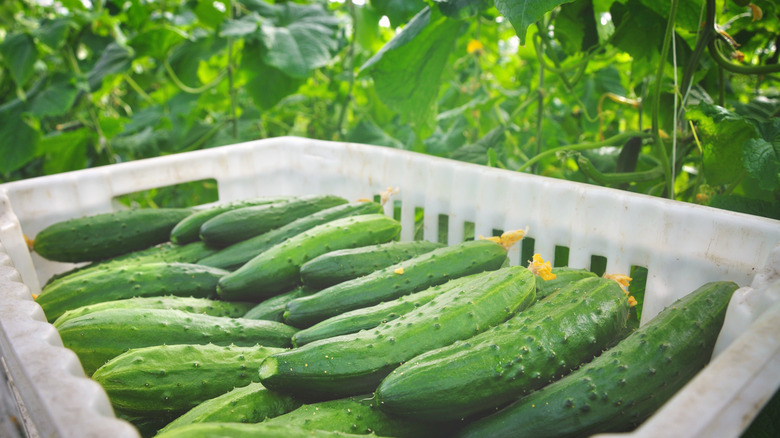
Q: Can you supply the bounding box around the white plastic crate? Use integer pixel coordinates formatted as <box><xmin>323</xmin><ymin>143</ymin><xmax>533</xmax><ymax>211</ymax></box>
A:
<box><xmin>0</xmin><ymin>136</ymin><xmax>778</xmax><ymax>438</ymax></box>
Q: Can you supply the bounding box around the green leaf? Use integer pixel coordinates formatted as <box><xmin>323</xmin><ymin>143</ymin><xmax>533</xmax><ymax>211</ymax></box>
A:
<box><xmin>0</xmin><ymin>32</ymin><xmax>38</xmax><ymax>88</ymax></box>
<box><xmin>167</xmin><ymin>35</ymin><xmax>223</xmax><ymax>89</ymax></box>
<box><xmin>258</xmin><ymin>2</ymin><xmax>341</xmax><ymax>78</ymax></box>
<box><xmin>494</xmin><ymin>0</ymin><xmax>577</xmax><ymax>45</ymax></box>
<box><xmin>554</xmin><ymin>0</ymin><xmax>599</xmax><ymax>53</ymax></box>
<box><xmin>346</xmin><ymin>119</ymin><xmax>406</xmax><ymax>149</ymax></box>
<box><xmin>34</xmin><ymin>18</ymin><xmax>73</xmax><ymax>50</ymax></box>
<box><xmin>687</xmin><ymin>102</ymin><xmax>759</xmax><ymax>186</ymax></box>
<box><xmin>195</xmin><ymin>0</ymin><xmax>229</xmax><ymax>29</ymax></box>
<box><xmin>639</xmin><ymin>0</ymin><xmax>701</xmax><ymax>35</ymax></box>
<box><xmin>359</xmin><ymin>7</ymin><xmax>461</xmax><ymax>136</ymax></box>
<box><xmin>240</xmin><ymin>41</ymin><xmax>304</xmax><ymax>110</ymax></box>
<box><xmin>743</xmin><ymin>138</ymin><xmax>780</xmax><ymax>191</ymax></box>
<box><xmin>0</xmin><ymin>106</ymin><xmax>40</xmax><ymax>174</ymax></box>
<box><xmin>129</xmin><ymin>26</ymin><xmax>188</xmax><ymax>60</ymax></box>
<box><xmin>37</xmin><ymin>129</ymin><xmax>91</xmax><ymax>175</ymax></box>
<box><xmin>370</xmin><ymin>0</ymin><xmax>426</xmax><ymax>27</ymax></box>
<box><xmin>709</xmin><ymin>194</ymin><xmax>780</xmax><ymax>221</ymax></box>
<box><xmin>29</xmin><ymin>74</ymin><xmax>80</xmax><ymax>118</ymax></box>
<box><xmin>220</xmin><ymin>13</ymin><xmax>260</xmax><ymax>38</ymax></box>
<box><xmin>450</xmin><ymin>126</ymin><xmax>506</xmax><ymax>165</ymax></box>
<box><xmin>742</xmin><ymin>118</ymin><xmax>780</xmax><ymax>191</ymax></box>
<box><xmin>87</xmin><ymin>42</ymin><xmax>133</xmax><ymax>91</ymax></box>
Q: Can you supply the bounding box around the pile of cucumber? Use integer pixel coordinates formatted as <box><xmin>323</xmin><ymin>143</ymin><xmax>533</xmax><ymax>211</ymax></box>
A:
<box><xmin>30</xmin><ymin>194</ymin><xmax>739</xmax><ymax>438</ymax></box>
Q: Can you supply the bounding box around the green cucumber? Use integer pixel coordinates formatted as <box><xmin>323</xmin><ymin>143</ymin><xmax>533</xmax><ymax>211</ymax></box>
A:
<box><xmin>374</xmin><ymin>276</ymin><xmax>631</xmax><ymax>422</ymax></box>
<box><xmin>157</xmin><ymin>382</ymin><xmax>301</xmax><ymax>433</ymax></box>
<box><xmin>58</xmin><ymin>308</ymin><xmax>298</xmax><ymax>375</ymax></box>
<box><xmin>258</xmin><ymin>266</ymin><xmax>536</xmax><ymax>399</ymax></box>
<box><xmin>199</xmin><ymin>194</ymin><xmax>347</xmax><ymax>247</ymax></box>
<box><xmin>260</xmin><ymin>395</ymin><xmax>456</xmax><ymax>438</ymax></box>
<box><xmin>291</xmin><ymin>274</ymin><xmax>481</xmax><ymax>347</ymax></box>
<box><xmin>243</xmin><ymin>286</ymin><xmax>318</xmax><ymax>322</ymax></box>
<box><xmin>456</xmin><ymin>280</ymin><xmax>739</xmax><ymax>438</ymax></box>
<box><xmin>198</xmin><ymin>201</ymin><xmax>383</xmax><ymax>271</ymax></box>
<box><xmin>33</xmin><ymin>208</ymin><xmax>193</xmax><ymax>263</ymax></box>
<box><xmin>536</xmin><ymin>266</ymin><xmax>597</xmax><ymax>301</ymax></box>
<box><xmin>170</xmin><ymin>196</ymin><xmax>292</xmax><ymax>244</ymax></box>
<box><xmin>43</xmin><ymin>241</ymin><xmax>219</xmax><ymax>294</ymax></box>
<box><xmin>52</xmin><ymin>296</ymin><xmax>255</xmax><ymax>329</ymax></box>
<box><xmin>300</xmin><ymin>240</ymin><xmax>446</xmax><ymax>288</ymax></box>
<box><xmin>92</xmin><ymin>343</ymin><xmax>286</xmax><ymax>414</ymax></box>
<box><xmin>153</xmin><ymin>423</ymin><xmax>383</xmax><ymax>438</ymax></box>
<box><xmin>284</xmin><ymin>239</ymin><xmax>510</xmax><ymax>328</ymax></box>
<box><xmin>217</xmin><ymin>214</ymin><xmax>402</xmax><ymax>302</ymax></box>
<box><xmin>36</xmin><ymin>262</ymin><xmax>228</xmax><ymax>322</ymax></box>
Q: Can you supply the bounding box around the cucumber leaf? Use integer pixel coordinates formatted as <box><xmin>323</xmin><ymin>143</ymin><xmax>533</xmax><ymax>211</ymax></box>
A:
<box><xmin>359</xmin><ymin>7</ymin><xmax>461</xmax><ymax>137</ymax></box>
<box><xmin>494</xmin><ymin>0</ymin><xmax>577</xmax><ymax>45</ymax></box>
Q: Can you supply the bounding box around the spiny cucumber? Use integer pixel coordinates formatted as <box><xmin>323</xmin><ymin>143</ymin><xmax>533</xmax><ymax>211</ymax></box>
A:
<box><xmin>291</xmin><ymin>274</ymin><xmax>481</xmax><ymax>347</ymax></box>
<box><xmin>153</xmin><ymin>423</ymin><xmax>384</xmax><ymax>438</ymax></box>
<box><xmin>455</xmin><ymin>280</ymin><xmax>739</xmax><ymax>438</ymax></box>
<box><xmin>283</xmin><ymin>239</ymin><xmax>510</xmax><ymax>328</ymax></box>
<box><xmin>43</xmin><ymin>241</ymin><xmax>219</xmax><ymax>289</ymax></box>
<box><xmin>535</xmin><ymin>266</ymin><xmax>597</xmax><ymax>301</ymax></box>
<box><xmin>36</xmin><ymin>262</ymin><xmax>228</xmax><ymax>322</ymax></box>
<box><xmin>299</xmin><ymin>240</ymin><xmax>446</xmax><ymax>289</ymax></box>
<box><xmin>374</xmin><ymin>276</ymin><xmax>631</xmax><ymax>422</ymax></box>
<box><xmin>52</xmin><ymin>296</ymin><xmax>255</xmax><ymax>329</ymax></box>
<box><xmin>198</xmin><ymin>201</ymin><xmax>383</xmax><ymax>271</ymax></box>
<box><xmin>155</xmin><ymin>382</ymin><xmax>301</xmax><ymax>433</ymax></box>
<box><xmin>170</xmin><ymin>196</ymin><xmax>292</xmax><ymax>244</ymax></box>
<box><xmin>243</xmin><ymin>286</ymin><xmax>318</xmax><ymax>322</ymax></box>
<box><xmin>92</xmin><ymin>343</ymin><xmax>286</xmax><ymax>414</ymax></box>
<box><xmin>258</xmin><ymin>266</ymin><xmax>536</xmax><ymax>399</ymax></box>
<box><xmin>57</xmin><ymin>308</ymin><xmax>298</xmax><ymax>375</ymax></box>
<box><xmin>33</xmin><ymin>208</ymin><xmax>193</xmax><ymax>263</ymax></box>
<box><xmin>259</xmin><ymin>395</ymin><xmax>456</xmax><ymax>438</ymax></box>
<box><xmin>217</xmin><ymin>214</ymin><xmax>402</xmax><ymax>302</ymax></box>
<box><xmin>199</xmin><ymin>194</ymin><xmax>347</xmax><ymax>247</ymax></box>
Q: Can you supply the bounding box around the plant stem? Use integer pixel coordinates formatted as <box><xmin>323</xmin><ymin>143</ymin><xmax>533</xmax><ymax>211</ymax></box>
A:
<box><xmin>228</xmin><ymin>0</ymin><xmax>238</xmax><ymax>139</ymax></box>
<box><xmin>705</xmin><ymin>0</ymin><xmax>780</xmax><ymax>75</ymax></box>
<box><xmin>337</xmin><ymin>0</ymin><xmax>357</xmax><ymax>139</ymax></box>
<box><xmin>533</xmin><ymin>24</ymin><xmax>546</xmax><ymax>175</ymax></box>
<box><xmin>517</xmin><ymin>131</ymin><xmax>652</xmax><ymax>172</ymax></box>
<box><xmin>651</xmin><ymin>0</ymin><xmax>678</xmax><ymax>198</ymax></box>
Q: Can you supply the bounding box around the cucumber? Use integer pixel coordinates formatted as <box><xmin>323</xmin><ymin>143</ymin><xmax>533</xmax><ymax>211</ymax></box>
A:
<box><xmin>374</xmin><ymin>276</ymin><xmax>631</xmax><ymax>422</ymax></box>
<box><xmin>170</xmin><ymin>196</ymin><xmax>292</xmax><ymax>244</ymax></box>
<box><xmin>260</xmin><ymin>395</ymin><xmax>456</xmax><ymax>438</ymax></box>
<box><xmin>92</xmin><ymin>343</ymin><xmax>286</xmax><ymax>414</ymax></box>
<box><xmin>199</xmin><ymin>194</ymin><xmax>348</xmax><ymax>247</ymax></box>
<box><xmin>157</xmin><ymin>382</ymin><xmax>301</xmax><ymax>433</ymax></box>
<box><xmin>153</xmin><ymin>423</ymin><xmax>383</xmax><ymax>438</ymax></box>
<box><xmin>58</xmin><ymin>308</ymin><xmax>298</xmax><ymax>375</ymax></box>
<box><xmin>217</xmin><ymin>214</ymin><xmax>402</xmax><ymax>302</ymax></box>
<box><xmin>300</xmin><ymin>240</ymin><xmax>446</xmax><ymax>288</ymax></box>
<box><xmin>243</xmin><ymin>286</ymin><xmax>318</xmax><ymax>322</ymax></box>
<box><xmin>535</xmin><ymin>266</ymin><xmax>597</xmax><ymax>301</ymax></box>
<box><xmin>36</xmin><ymin>262</ymin><xmax>228</xmax><ymax>322</ymax></box>
<box><xmin>291</xmin><ymin>274</ymin><xmax>481</xmax><ymax>347</ymax></box>
<box><xmin>52</xmin><ymin>296</ymin><xmax>255</xmax><ymax>329</ymax></box>
<box><xmin>33</xmin><ymin>208</ymin><xmax>193</xmax><ymax>263</ymax></box>
<box><xmin>456</xmin><ymin>280</ymin><xmax>739</xmax><ymax>438</ymax></box>
<box><xmin>283</xmin><ymin>239</ymin><xmax>510</xmax><ymax>328</ymax></box>
<box><xmin>258</xmin><ymin>266</ymin><xmax>536</xmax><ymax>399</ymax></box>
<box><xmin>43</xmin><ymin>241</ymin><xmax>219</xmax><ymax>289</ymax></box>
<box><xmin>198</xmin><ymin>201</ymin><xmax>384</xmax><ymax>271</ymax></box>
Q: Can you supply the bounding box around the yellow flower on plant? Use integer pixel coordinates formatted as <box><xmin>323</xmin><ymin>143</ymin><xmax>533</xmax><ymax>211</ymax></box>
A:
<box><xmin>467</xmin><ymin>39</ymin><xmax>484</xmax><ymax>54</ymax></box>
